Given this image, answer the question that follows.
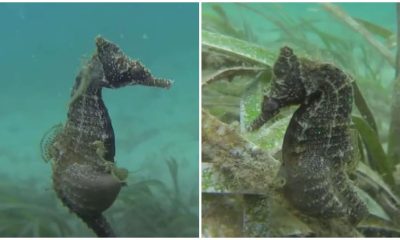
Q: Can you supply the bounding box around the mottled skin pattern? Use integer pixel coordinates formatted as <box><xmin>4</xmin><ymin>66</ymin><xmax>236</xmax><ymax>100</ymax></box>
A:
<box><xmin>43</xmin><ymin>37</ymin><xmax>172</xmax><ymax>237</ymax></box>
<box><xmin>250</xmin><ymin>47</ymin><xmax>367</xmax><ymax>225</ymax></box>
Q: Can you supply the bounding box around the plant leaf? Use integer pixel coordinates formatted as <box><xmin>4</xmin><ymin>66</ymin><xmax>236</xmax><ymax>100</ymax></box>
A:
<box><xmin>354</xmin><ymin>17</ymin><xmax>394</xmax><ymax>40</ymax></box>
<box><xmin>202</xmin><ymin>30</ymin><xmax>275</xmax><ymax>66</ymax></box>
<box><xmin>352</xmin><ymin>115</ymin><xmax>394</xmax><ymax>185</ymax></box>
<box><xmin>355</xmin><ymin>187</ymin><xmax>390</xmax><ymax>221</ymax></box>
<box><xmin>353</xmin><ymin>82</ymin><xmax>378</xmax><ymax>133</ymax></box>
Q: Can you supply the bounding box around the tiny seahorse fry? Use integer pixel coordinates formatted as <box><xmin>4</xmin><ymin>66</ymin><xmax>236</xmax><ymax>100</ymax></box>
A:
<box><xmin>250</xmin><ymin>47</ymin><xmax>367</xmax><ymax>225</ymax></box>
<box><xmin>41</xmin><ymin>36</ymin><xmax>172</xmax><ymax>237</ymax></box>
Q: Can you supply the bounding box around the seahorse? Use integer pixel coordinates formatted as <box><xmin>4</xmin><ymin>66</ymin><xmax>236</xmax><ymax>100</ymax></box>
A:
<box><xmin>250</xmin><ymin>47</ymin><xmax>367</xmax><ymax>225</ymax></box>
<box><xmin>41</xmin><ymin>36</ymin><xmax>172</xmax><ymax>237</ymax></box>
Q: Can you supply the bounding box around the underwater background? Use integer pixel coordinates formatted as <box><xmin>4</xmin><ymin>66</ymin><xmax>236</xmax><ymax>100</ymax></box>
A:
<box><xmin>203</xmin><ymin>3</ymin><xmax>396</xmax><ymax>145</ymax></box>
<box><xmin>202</xmin><ymin>2</ymin><xmax>400</xmax><ymax>237</ymax></box>
<box><xmin>0</xmin><ymin>3</ymin><xmax>199</xmax><ymax>237</ymax></box>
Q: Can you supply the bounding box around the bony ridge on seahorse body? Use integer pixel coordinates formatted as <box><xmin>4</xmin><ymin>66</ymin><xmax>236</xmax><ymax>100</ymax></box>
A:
<box><xmin>250</xmin><ymin>46</ymin><xmax>367</xmax><ymax>225</ymax></box>
<box><xmin>41</xmin><ymin>36</ymin><xmax>172</xmax><ymax>237</ymax></box>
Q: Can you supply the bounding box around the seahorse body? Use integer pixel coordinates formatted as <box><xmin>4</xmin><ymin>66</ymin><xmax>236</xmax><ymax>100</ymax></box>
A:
<box><xmin>251</xmin><ymin>47</ymin><xmax>367</xmax><ymax>224</ymax></box>
<box><xmin>42</xmin><ymin>37</ymin><xmax>172</xmax><ymax>237</ymax></box>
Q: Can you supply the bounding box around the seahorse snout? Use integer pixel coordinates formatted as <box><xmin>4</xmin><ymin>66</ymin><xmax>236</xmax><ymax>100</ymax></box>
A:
<box><xmin>261</xmin><ymin>97</ymin><xmax>280</xmax><ymax>119</ymax></box>
<box><xmin>249</xmin><ymin>97</ymin><xmax>280</xmax><ymax>131</ymax></box>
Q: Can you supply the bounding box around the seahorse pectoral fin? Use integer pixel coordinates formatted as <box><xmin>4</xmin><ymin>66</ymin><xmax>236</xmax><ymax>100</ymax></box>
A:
<box><xmin>249</xmin><ymin>97</ymin><xmax>280</xmax><ymax>131</ymax></box>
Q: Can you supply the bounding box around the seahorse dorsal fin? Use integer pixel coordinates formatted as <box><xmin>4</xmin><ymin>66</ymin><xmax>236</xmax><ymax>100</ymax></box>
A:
<box><xmin>40</xmin><ymin>123</ymin><xmax>64</xmax><ymax>163</ymax></box>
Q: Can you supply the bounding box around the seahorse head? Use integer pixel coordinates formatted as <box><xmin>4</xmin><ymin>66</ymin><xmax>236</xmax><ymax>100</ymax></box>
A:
<box><xmin>250</xmin><ymin>47</ymin><xmax>306</xmax><ymax>130</ymax></box>
<box><xmin>95</xmin><ymin>36</ymin><xmax>140</xmax><ymax>88</ymax></box>
<box><xmin>269</xmin><ymin>46</ymin><xmax>307</xmax><ymax>109</ymax></box>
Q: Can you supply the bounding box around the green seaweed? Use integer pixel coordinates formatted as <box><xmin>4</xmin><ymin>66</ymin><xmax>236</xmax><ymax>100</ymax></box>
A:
<box><xmin>353</xmin><ymin>116</ymin><xmax>394</xmax><ymax>185</ymax></box>
<box><xmin>202</xmin><ymin>30</ymin><xmax>275</xmax><ymax>67</ymax></box>
<box><xmin>354</xmin><ymin>17</ymin><xmax>394</xmax><ymax>41</ymax></box>
<box><xmin>0</xmin><ymin>156</ymin><xmax>198</xmax><ymax>237</ymax></box>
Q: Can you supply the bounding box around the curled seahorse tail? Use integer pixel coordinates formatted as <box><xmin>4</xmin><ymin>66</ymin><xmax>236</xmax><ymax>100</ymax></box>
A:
<box><xmin>78</xmin><ymin>213</ymin><xmax>116</xmax><ymax>237</ymax></box>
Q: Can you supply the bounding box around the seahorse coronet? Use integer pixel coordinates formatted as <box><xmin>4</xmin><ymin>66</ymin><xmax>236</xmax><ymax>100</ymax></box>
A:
<box><xmin>252</xmin><ymin>46</ymin><xmax>368</xmax><ymax>225</ymax></box>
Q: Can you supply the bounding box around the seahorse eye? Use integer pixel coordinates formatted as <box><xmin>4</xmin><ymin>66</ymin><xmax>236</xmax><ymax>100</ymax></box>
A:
<box><xmin>280</xmin><ymin>46</ymin><xmax>293</xmax><ymax>57</ymax></box>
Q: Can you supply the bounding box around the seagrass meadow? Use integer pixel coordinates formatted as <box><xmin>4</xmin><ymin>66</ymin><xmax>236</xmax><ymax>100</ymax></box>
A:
<box><xmin>0</xmin><ymin>3</ymin><xmax>199</xmax><ymax>237</ymax></box>
<box><xmin>202</xmin><ymin>2</ymin><xmax>400</xmax><ymax>237</ymax></box>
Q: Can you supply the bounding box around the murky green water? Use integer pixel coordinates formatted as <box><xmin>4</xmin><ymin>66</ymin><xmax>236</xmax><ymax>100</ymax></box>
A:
<box><xmin>202</xmin><ymin>2</ymin><xmax>399</xmax><ymax>237</ymax></box>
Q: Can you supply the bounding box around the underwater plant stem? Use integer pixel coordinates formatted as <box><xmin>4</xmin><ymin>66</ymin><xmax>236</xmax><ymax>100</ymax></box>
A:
<box><xmin>166</xmin><ymin>157</ymin><xmax>180</xmax><ymax>197</ymax></box>
<box><xmin>203</xmin><ymin>66</ymin><xmax>265</xmax><ymax>86</ymax></box>
<box><xmin>352</xmin><ymin>82</ymin><xmax>378</xmax><ymax>133</ymax></box>
<box><xmin>322</xmin><ymin>3</ymin><xmax>395</xmax><ymax>67</ymax></box>
<box><xmin>388</xmin><ymin>3</ymin><xmax>400</xmax><ymax>168</ymax></box>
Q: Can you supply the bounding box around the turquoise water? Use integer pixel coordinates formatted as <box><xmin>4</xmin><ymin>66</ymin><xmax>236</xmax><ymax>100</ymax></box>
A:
<box><xmin>203</xmin><ymin>3</ymin><xmax>395</xmax><ymax>44</ymax></box>
<box><xmin>0</xmin><ymin>3</ymin><xmax>198</xmax><ymax>237</ymax></box>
